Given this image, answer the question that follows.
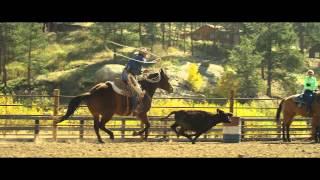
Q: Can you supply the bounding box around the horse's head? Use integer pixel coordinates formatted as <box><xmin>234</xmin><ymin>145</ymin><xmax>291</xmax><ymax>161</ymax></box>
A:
<box><xmin>158</xmin><ymin>69</ymin><xmax>173</xmax><ymax>93</ymax></box>
<box><xmin>143</xmin><ymin>68</ymin><xmax>173</xmax><ymax>93</ymax></box>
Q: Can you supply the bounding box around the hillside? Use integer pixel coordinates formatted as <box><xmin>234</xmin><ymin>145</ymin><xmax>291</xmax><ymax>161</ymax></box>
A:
<box><xmin>2</xmin><ymin>22</ymin><xmax>319</xmax><ymax>101</ymax></box>
<box><xmin>5</xmin><ymin>26</ymin><xmax>222</xmax><ymax>98</ymax></box>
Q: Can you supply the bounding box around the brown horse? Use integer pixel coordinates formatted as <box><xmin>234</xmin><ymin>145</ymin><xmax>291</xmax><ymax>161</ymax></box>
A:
<box><xmin>54</xmin><ymin>69</ymin><xmax>173</xmax><ymax>143</ymax></box>
<box><xmin>276</xmin><ymin>93</ymin><xmax>320</xmax><ymax>143</ymax></box>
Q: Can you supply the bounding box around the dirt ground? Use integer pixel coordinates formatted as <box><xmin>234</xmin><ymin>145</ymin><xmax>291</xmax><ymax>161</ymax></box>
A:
<box><xmin>0</xmin><ymin>140</ymin><xmax>320</xmax><ymax>158</ymax></box>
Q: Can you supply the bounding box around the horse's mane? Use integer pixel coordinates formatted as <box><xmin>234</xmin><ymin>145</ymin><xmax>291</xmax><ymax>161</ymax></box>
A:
<box><xmin>139</xmin><ymin>71</ymin><xmax>162</xmax><ymax>84</ymax></box>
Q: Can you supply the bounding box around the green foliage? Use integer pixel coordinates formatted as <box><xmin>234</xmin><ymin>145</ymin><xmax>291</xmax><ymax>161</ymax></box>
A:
<box><xmin>228</xmin><ymin>36</ymin><xmax>264</xmax><ymax>98</ymax></box>
<box><xmin>2</xmin><ymin>22</ymin><xmax>320</xmax><ymax>100</ymax></box>
<box><xmin>214</xmin><ymin>67</ymin><xmax>240</xmax><ymax>97</ymax></box>
<box><xmin>273</xmin><ymin>48</ymin><xmax>304</xmax><ymax>72</ymax></box>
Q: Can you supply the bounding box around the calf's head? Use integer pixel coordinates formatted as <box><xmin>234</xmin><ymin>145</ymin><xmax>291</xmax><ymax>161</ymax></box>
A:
<box><xmin>216</xmin><ymin>109</ymin><xmax>233</xmax><ymax>123</ymax></box>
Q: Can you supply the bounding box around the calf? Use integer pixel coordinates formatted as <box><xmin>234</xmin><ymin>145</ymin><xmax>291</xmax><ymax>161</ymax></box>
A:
<box><xmin>161</xmin><ymin>109</ymin><xmax>233</xmax><ymax>144</ymax></box>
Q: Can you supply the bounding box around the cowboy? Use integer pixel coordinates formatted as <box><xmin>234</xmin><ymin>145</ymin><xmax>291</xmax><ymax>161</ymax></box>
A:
<box><xmin>303</xmin><ymin>69</ymin><xmax>318</xmax><ymax>116</ymax></box>
<box><xmin>121</xmin><ymin>47</ymin><xmax>156</xmax><ymax>114</ymax></box>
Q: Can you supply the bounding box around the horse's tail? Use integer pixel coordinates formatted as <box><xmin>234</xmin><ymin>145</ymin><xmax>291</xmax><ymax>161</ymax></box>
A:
<box><xmin>55</xmin><ymin>93</ymin><xmax>90</xmax><ymax>124</ymax></box>
<box><xmin>276</xmin><ymin>99</ymin><xmax>285</xmax><ymax>124</ymax></box>
<box><xmin>160</xmin><ymin>111</ymin><xmax>177</xmax><ymax>121</ymax></box>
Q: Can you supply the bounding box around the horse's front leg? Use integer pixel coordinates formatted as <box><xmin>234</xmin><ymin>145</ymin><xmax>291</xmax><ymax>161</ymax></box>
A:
<box><xmin>311</xmin><ymin>116</ymin><xmax>320</xmax><ymax>143</ymax></box>
<box><xmin>133</xmin><ymin>113</ymin><xmax>150</xmax><ymax>140</ymax></box>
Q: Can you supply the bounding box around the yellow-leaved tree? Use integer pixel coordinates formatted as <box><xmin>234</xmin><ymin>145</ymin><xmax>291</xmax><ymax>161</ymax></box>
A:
<box><xmin>187</xmin><ymin>63</ymin><xmax>204</xmax><ymax>92</ymax></box>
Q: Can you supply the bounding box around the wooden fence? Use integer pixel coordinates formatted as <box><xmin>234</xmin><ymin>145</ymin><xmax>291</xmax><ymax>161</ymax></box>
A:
<box><xmin>0</xmin><ymin>89</ymin><xmax>312</xmax><ymax>142</ymax></box>
<box><xmin>0</xmin><ymin>115</ymin><xmax>312</xmax><ymax>142</ymax></box>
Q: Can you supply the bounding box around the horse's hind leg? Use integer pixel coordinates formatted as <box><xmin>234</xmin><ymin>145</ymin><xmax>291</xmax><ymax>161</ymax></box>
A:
<box><xmin>100</xmin><ymin>113</ymin><xmax>115</xmax><ymax>140</ymax></box>
<box><xmin>282</xmin><ymin>123</ymin><xmax>287</xmax><ymax>142</ymax></box>
<box><xmin>316</xmin><ymin>125</ymin><xmax>320</xmax><ymax>143</ymax></box>
<box><xmin>134</xmin><ymin>113</ymin><xmax>150</xmax><ymax>140</ymax></box>
<box><xmin>311</xmin><ymin>116</ymin><xmax>320</xmax><ymax>143</ymax></box>
<box><xmin>286</xmin><ymin>123</ymin><xmax>293</xmax><ymax>142</ymax></box>
<box><xmin>283</xmin><ymin>113</ymin><xmax>294</xmax><ymax>142</ymax></box>
<box><xmin>93</xmin><ymin>115</ymin><xmax>104</xmax><ymax>143</ymax></box>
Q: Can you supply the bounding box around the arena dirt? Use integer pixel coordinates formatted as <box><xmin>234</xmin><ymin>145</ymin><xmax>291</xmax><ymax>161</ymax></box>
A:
<box><xmin>0</xmin><ymin>140</ymin><xmax>320</xmax><ymax>158</ymax></box>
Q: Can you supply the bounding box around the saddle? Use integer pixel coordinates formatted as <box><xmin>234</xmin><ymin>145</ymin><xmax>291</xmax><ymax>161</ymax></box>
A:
<box><xmin>105</xmin><ymin>79</ymin><xmax>134</xmax><ymax>97</ymax></box>
<box><xmin>293</xmin><ymin>92</ymin><xmax>317</xmax><ymax>108</ymax></box>
<box><xmin>293</xmin><ymin>93</ymin><xmax>305</xmax><ymax>107</ymax></box>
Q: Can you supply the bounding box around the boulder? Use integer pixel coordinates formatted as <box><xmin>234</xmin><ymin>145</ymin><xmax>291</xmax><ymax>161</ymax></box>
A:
<box><xmin>95</xmin><ymin>64</ymin><xmax>125</xmax><ymax>82</ymax></box>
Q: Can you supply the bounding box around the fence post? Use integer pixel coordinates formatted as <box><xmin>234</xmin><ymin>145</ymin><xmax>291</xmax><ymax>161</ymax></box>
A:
<box><xmin>229</xmin><ymin>90</ymin><xmax>234</xmax><ymax>113</ymax></box>
<box><xmin>121</xmin><ymin>119</ymin><xmax>125</xmax><ymax>139</ymax></box>
<box><xmin>140</xmin><ymin>121</ymin><xmax>144</xmax><ymax>140</ymax></box>
<box><xmin>79</xmin><ymin>119</ymin><xmax>84</xmax><ymax>142</ymax></box>
<box><xmin>34</xmin><ymin>119</ymin><xmax>40</xmax><ymax>141</ymax></box>
<box><xmin>53</xmin><ymin>89</ymin><xmax>60</xmax><ymax>141</ymax></box>
<box><xmin>163</xmin><ymin>116</ymin><xmax>168</xmax><ymax>139</ymax></box>
<box><xmin>277</xmin><ymin>119</ymin><xmax>281</xmax><ymax>140</ymax></box>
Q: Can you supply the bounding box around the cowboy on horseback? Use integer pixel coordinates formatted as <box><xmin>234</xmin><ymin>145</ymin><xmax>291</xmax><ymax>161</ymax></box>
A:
<box><xmin>121</xmin><ymin>47</ymin><xmax>156</xmax><ymax>114</ymax></box>
<box><xmin>303</xmin><ymin>69</ymin><xmax>318</xmax><ymax>116</ymax></box>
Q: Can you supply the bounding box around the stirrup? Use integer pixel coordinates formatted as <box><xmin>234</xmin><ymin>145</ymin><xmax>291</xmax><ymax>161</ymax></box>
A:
<box><xmin>138</xmin><ymin>90</ymin><xmax>146</xmax><ymax>100</ymax></box>
<box><xmin>134</xmin><ymin>105</ymin><xmax>144</xmax><ymax>114</ymax></box>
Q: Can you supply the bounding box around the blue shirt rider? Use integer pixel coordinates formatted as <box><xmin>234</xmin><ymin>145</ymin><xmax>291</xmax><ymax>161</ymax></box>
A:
<box><xmin>122</xmin><ymin>51</ymin><xmax>147</xmax><ymax>81</ymax></box>
<box><xmin>121</xmin><ymin>47</ymin><xmax>155</xmax><ymax>114</ymax></box>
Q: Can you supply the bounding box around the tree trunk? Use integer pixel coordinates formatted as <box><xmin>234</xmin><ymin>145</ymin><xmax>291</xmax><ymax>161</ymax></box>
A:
<box><xmin>191</xmin><ymin>23</ymin><xmax>194</xmax><ymax>56</ymax></box>
<box><xmin>266</xmin><ymin>40</ymin><xmax>272</xmax><ymax>97</ymax></box>
<box><xmin>0</xmin><ymin>26</ymin><xmax>2</xmax><ymax>77</ymax></box>
<box><xmin>0</xmin><ymin>47</ymin><xmax>2</xmax><ymax>77</ymax></box>
<box><xmin>27</xmin><ymin>24</ymin><xmax>34</xmax><ymax>90</ymax></box>
<box><xmin>261</xmin><ymin>63</ymin><xmax>265</xmax><ymax>80</ymax></box>
<box><xmin>168</xmin><ymin>23</ymin><xmax>172</xmax><ymax>47</ymax></box>
<box><xmin>232</xmin><ymin>23</ymin><xmax>241</xmax><ymax>46</ymax></box>
<box><xmin>103</xmin><ymin>26</ymin><xmax>108</xmax><ymax>47</ymax></box>
<box><xmin>213</xmin><ymin>28</ymin><xmax>217</xmax><ymax>45</ymax></box>
<box><xmin>3</xmin><ymin>47</ymin><xmax>7</xmax><ymax>87</ymax></box>
<box><xmin>112</xmin><ymin>24</ymin><xmax>117</xmax><ymax>59</ymax></box>
<box><xmin>175</xmin><ymin>24</ymin><xmax>180</xmax><ymax>47</ymax></box>
<box><xmin>120</xmin><ymin>24</ymin><xmax>124</xmax><ymax>43</ymax></box>
<box><xmin>138</xmin><ymin>23</ymin><xmax>142</xmax><ymax>46</ymax></box>
<box><xmin>299</xmin><ymin>34</ymin><xmax>305</xmax><ymax>54</ymax></box>
<box><xmin>183</xmin><ymin>23</ymin><xmax>186</xmax><ymax>54</ymax></box>
<box><xmin>295</xmin><ymin>23</ymin><xmax>305</xmax><ymax>54</ymax></box>
<box><xmin>151</xmin><ymin>23</ymin><xmax>154</xmax><ymax>51</ymax></box>
<box><xmin>2</xmin><ymin>25</ymin><xmax>7</xmax><ymax>87</ymax></box>
<box><xmin>161</xmin><ymin>23</ymin><xmax>165</xmax><ymax>50</ymax></box>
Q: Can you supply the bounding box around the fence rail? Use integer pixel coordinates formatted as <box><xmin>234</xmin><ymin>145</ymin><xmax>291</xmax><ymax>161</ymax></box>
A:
<box><xmin>0</xmin><ymin>114</ymin><xmax>313</xmax><ymax>142</ymax></box>
<box><xmin>0</xmin><ymin>89</ymin><xmax>308</xmax><ymax>142</ymax></box>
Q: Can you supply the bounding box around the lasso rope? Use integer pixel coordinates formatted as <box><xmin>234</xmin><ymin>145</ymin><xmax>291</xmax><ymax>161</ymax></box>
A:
<box><xmin>104</xmin><ymin>40</ymin><xmax>164</xmax><ymax>77</ymax></box>
<box><xmin>106</xmin><ymin>40</ymin><xmax>161</xmax><ymax>60</ymax></box>
<box><xmin>105</xmin><ymin>40</ymin><xmax>161</xmax><ymax>64</ymax></box>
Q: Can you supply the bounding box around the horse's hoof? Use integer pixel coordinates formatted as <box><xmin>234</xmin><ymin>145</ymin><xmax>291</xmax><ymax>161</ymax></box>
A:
<box><xmin>98</xmin><ymin>140</ymin><xmax>105</xmax><ymax>144</ymax></box>
<box><xmin>109</xmin><ymin>134</ymin><xmax>115</xmax><ymax>140</ymax></box>
<box><xmin>132</xmin><ymin>131</ymin><xmax>138</xmax><ymax>136</ymax></box>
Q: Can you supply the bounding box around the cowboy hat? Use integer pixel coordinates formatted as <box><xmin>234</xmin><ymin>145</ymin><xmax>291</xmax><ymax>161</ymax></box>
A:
<box><xmin>307</xmin><ymin>69</ymin><xmax>314</xmax><ymax>75</ymax></box>
<box><xmin>134</xmin><ymin>47</ymin><xmax>149</xmax><ymax>56</ymax></box>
